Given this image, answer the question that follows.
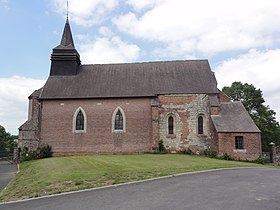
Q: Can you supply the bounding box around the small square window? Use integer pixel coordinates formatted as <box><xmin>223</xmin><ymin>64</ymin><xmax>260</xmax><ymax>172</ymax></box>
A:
<box><xmin>235</xmin><ymin>136</ymin><xmax>244</xmax><ymax>149</ymax></box>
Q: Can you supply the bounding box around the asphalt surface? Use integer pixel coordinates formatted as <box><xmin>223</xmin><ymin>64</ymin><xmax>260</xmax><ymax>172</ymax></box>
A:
<box><xmin>1</xmin><ymin>167</ymin><xmax>280</xmax><ymax>210</ymax></box>
<box><xmin>0</xmin><ymin>160</ymin><xmax>17</xmax><ymax>192</ymax></box>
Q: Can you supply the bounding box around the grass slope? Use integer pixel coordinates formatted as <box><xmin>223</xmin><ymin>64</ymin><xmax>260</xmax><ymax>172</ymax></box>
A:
<box><xmin>0</xmin><ymin>154</ymin><xmax>265</xmax><ymax>202</ymax></box>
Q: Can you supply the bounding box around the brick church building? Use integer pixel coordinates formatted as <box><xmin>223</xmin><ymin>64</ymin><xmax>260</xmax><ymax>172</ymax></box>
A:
<box><xmin>18</xmin><ymin>18</ymin><xmax>261</xmax><ymax>160</ymax></box>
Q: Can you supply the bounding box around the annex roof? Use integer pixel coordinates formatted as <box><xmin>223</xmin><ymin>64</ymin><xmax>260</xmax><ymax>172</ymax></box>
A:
<box><xmin>211</xmin><ymin>101</ymin><xmax>260</xmax><ymax>133</ymax></box>
<box><xmin>40</xmin><ymin>60</ymin><xmax>219</xmax><ymax>99</ymax></box>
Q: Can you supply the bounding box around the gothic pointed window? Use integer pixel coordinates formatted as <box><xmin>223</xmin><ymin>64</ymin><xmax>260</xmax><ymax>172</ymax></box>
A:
<box><xmin>198</xmin><ymin>116</ymin><xmax>203</xmax><ymax>134</ymax></box>
<box><xmin>168</xmin><ymin>116</ymin><xmax>174</xmax><ymax>135</ymax></box>
<box><xmin>73</xmin><ymin>107</ymin><xmax>86</xmax><ymax>133</ymax></box>
<box><xmin>76</xmin><ymin>110</ymin><xmax>84</xmax><ymax>130</ymax></box>
<box><xmin>115</xmin><ymin>110</ymin><xmax>123</xmax><ymax>130</ymax></box>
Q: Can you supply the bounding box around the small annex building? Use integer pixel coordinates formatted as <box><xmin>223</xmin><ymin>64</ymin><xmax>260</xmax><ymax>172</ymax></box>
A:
<box><xmin>18</xmin><ymin>19</ymin><xmax>261</xmax><ymax>160</ymax></box>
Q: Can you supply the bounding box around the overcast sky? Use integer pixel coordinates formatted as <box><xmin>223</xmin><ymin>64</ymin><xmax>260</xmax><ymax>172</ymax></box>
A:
<box><xmin>1</xmin><ymin>0</ymin><xmax>280</xmax><ymax>134</ymax></box>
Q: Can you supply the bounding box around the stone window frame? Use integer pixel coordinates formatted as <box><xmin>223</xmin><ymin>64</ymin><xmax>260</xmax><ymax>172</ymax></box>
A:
<box><xmin>166</xmin><ymin>113</ymin><xmax>176</xmax><ymax>138</ymax></box>
<box><xmin>73</xmin><ymin>107</ymin><xmax>87</xmax><ymax>133</ymax></box>
<box><xmin>197</xmin><ymin>114</ymin><xmax>205</xmax><ymax>135</ymax></box>
<box><xmin>112</xmin><ymin>106</ymin><xmax>126</xmax><ymax>133</ymax></box>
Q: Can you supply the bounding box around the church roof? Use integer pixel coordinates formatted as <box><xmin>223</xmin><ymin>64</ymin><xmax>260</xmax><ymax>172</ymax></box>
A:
<box><xmin>40</xmin><ymin>60</ymin><xmax>219</xmax><ymax>99</ymax></box>
<box><xmin>211</xmin><ymin>101</ymin><xmax>260</xmax><ymax>133</ymax></box>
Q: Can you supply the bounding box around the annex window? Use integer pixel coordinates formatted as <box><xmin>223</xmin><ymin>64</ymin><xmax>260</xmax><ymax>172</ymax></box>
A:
<box><xmin>168</xmin><ymin>116</ymin><xmax>174</xmax><ymax>135</ymax></box>
<box><xmin>235</xmin><ymin>136</ymin><xmax>244</xmax><ymax>149</ymax></box>
<box><xmin>198</xmin><ymin>116</ymin><xmax>203</xmax><ymax>134</ymax></box>
<box><xmin>112</xmin><ymin>107</ymin><xmax>126</xmax><ymax>132</ymax></box>
<box><xmin>73</xmin><ymin>107</ymin><xmax>87</xmax><ymax>133</ymax></box>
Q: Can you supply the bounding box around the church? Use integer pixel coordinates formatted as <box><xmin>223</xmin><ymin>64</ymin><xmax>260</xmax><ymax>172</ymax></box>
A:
<box><xmin>18</xmin><ymin>18</ymin><xmax>261</xmax><ymax>160</ymax></box>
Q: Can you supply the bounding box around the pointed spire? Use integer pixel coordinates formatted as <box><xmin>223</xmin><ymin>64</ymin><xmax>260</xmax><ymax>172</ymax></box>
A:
<box><xmin>58</xmin><ymin>18</ymin><xmax>75</xmax><ymax>48</ymax></box>
<box><xmin>50</xmin><ymin>17</ymin><xmax>81</xmax><ymax>76</ymax></box>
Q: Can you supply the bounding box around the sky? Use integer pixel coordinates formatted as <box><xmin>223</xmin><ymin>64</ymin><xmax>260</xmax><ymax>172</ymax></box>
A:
<box><xmin>0</xmin><ymin>0</ymin><xmax>280</xmax><ymax>135</ymax></box>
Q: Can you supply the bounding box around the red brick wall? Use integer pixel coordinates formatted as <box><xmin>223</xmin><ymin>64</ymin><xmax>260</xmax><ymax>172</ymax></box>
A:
<box><xmin>158</xmin><ymin>95</ymin><xmax>196</xmax><ymax>104</ymax></box>
<box><xmin>218</xmin><ymin>132</ymin><xmax>261</xmax><ymax>160</ymax></box>
<box><xmin>210</xmin><ymin>107</ymin><xmax>220</xmax><ymax>115</ymax></box>
<box><xmin>151</xmin><ymin>105</ymin><xmax>159</xmax><ymax>150</ymax></box>
<box><xmin>209</xmin><ymin>119</ymin><xmax>219</xmax><ymax>152</ymax></box>
<box><xmin>219</xmin><ymin>91</ymin><xmax>231</xmax><ymax>103</ymax></box>
<box><xmin>40</xmin><ymin>98</ymin><xmax>152</xmax><ymax>155</ymax></box>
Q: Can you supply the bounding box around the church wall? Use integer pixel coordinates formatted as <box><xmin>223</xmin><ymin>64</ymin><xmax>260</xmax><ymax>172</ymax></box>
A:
<box><xmin>158</xmin><ymin>94</ymin><xmax>212</xmax><ymax>153</ymax></box>
<box><xmin>18</xmin><ymin>95</ymin><xmax>41</xmax><ymax>151</ymax></box>
<box><xmin>40</xmin><ymin>98</ymin><xmax>152</xmax><ymax>155</ymax></box>
<box><xmin>218</xmin><ymin>132</ymin><xmax>261</xmax><ymax>160</ymax></box>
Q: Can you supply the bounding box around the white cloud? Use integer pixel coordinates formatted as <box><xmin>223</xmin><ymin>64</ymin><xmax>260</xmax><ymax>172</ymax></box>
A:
<box><xmin>98</xmin><ymin>27</ymin><xmax>114</xmax><ymax>38</ymax></box>
<box><xmin>78</xmin><ymin>35</ymin><xmax>140</xmax><ymax>64</ymax></box>
<box><xmin>125</xmin><ymin>0</ymin><xmax>165</xmax><ymax>11</ymax></box>
<box><xmin>0</xmin><ymin>76</ymin><xmax>45</xmax><ymax>135</ymax></box>
<box><xmin>114</xmin><ymin>0</ymin><xmax>280</xmax><ymax>58</ymax></box>
<box><xmin>214</xmin><ymin>49</ymin><xmax>280</xmax><ymax>122</ymax></box>
<box><xmin>50</xmin><ymin>0</ymin><xmax>118</xmax><ymax>26</ymax></box>
<box><xmin>0</xmin><ymin>0</ymin><xmax>10</xmax><ymax>10</ymax></box>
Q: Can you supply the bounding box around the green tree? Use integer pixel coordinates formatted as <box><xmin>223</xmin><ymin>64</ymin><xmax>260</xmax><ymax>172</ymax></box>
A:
<box><xmin>222</xmin><ymin>82</ymin><xmax>280</xmax><ymax>152</ymax></box>
<box><xmin>0</xmin><ymin>125</ymin><xmax>16</xmax><ymax>157</ymax></box>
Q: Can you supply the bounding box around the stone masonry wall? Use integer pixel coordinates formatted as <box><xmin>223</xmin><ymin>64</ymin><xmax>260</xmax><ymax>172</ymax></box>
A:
<box><xmin>18</xmin><ymin>95</ymin><xmax>41</xmax><ymax>151</ymax></box>
<box><xmin>40</xmin><ymin>98</ymin><xmax>152</xmax><ymax>155</ymax></box>
<box><xmin>158</xmin><ymin>94</ymin><xmax>212</xmax><ymax>153</ymax></box>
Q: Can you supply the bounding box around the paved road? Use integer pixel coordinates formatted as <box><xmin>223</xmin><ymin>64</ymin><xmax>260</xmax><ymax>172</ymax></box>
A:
<box><xmin>0</xmin><ymin>160</ymin><xmax>17</xmax><ymax>192</ymax></box>
<box><xmin>1</xmin><ymin>168</ymin><xmax>280</xmax><ymax>210</ymax></box>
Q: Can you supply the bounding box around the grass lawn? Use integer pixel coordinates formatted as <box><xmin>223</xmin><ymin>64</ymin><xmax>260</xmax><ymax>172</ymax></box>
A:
<box><xmin>0</xmin><ymin>154</ymin><xmax>267</xmax><ymax>202</ymax></box>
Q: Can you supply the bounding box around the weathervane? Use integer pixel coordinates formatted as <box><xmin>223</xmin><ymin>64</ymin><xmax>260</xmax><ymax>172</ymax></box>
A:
<box><xmin>67</xmin><ymin>0</ymin><xmax>69</xmax><ymax>19</ymax></box>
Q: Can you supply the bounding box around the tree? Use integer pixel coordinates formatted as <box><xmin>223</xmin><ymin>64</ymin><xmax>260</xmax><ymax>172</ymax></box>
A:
<box><xmin>0</xmin><ymin>125</ymin><xmax>16</xmax><ymax>157</ymax></box>
<box><xmin>222</xmin><ymin>82</ymin><xmax>280</xmax><ymax>152</ymax></box>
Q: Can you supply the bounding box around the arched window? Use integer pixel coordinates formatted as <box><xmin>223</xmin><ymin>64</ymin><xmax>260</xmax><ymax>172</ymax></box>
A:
<box><xmin>198</xmin><ymin>116</ymin><xmax>203</xmax><ymax>134</ymax></box>
<box><xmin>76</xmin><ymin>110</ymin><xmax>84</xmax><ymax>130</ymax></box>
<box><xmin>112</xmin><ymin>107</ymin><xmax>126</xmax><ymax>132</ymax></box>
<box><xmin>115</xmin><ymin>110</ymin><xmax>123</xmax><ymax>130</ymax></box>
<box><xmin>168</xmin><ymin>116</ymin><xmax>174</xmax><ymax>135</ymax></box>
<box><xmin>73</xmin><ymin>107</ymin><xmax>87</xmax><ymax>133</ymax></box>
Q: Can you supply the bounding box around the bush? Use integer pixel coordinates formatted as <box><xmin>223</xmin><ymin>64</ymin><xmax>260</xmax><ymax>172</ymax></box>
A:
<box><xmin>253</xmin><ymin>156</ymin><xmax>270</xmax><ymax>165</ymax></box>
<box><xmin>220</xmin><ymin>153</ymin><xmax>233</xmax><ymax>160</ymax></box>
<box><xmin>203</xmin><ymin>149</ymin><xmax>218</xmax><ymax>158</ymax></box>
<box><xmin>21</xmin><ymin>144</ymin><xmax>53</xmax><ymax>161</ymax></box>
<box><xmin>158</xmin><ymin>139</ymin><xmax>166</xmax><ymax>153</ymax></box>
<box><xmin>180</xmin><ymin>149</ymin><xmax>195</xmax><ymax>155</ymax></box>
<box><xmin>37</xmin><ymin>144</ymin><xmax>53</xmax><ymax>159</ymax></box>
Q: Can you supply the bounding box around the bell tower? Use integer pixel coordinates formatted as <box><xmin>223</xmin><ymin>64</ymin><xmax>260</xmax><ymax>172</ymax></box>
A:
<box><xmin>50</xmin><ymin>18</ymin><xmax>81</xmax><ymax>76</ymax></box>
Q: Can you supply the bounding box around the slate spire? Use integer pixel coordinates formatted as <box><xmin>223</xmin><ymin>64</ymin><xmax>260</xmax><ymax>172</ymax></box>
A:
<box><xmin>50</xmin><ymin>18</ymin><xmax>81</xmax><ymax>76</ymax></box>
<box><xmin>57</xmin><ymin>17</ymin><xmax>75</xmax><ymax>49</ymax></box>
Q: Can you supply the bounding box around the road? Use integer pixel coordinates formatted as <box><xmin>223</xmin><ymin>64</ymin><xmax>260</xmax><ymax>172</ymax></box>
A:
<box><xmin>1</xmin><ymin>168</ymin><xmax>280</xmax><ymax>210</ymax></box>
<box><xmin>0</xmin><ymin>160</ymin><xmax>17</xmax><ymax>192</ymax></box>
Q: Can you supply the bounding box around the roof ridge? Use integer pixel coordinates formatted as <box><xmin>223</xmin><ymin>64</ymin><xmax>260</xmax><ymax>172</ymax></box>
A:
<box><xmin>81</xmin><ymin>59</ymin><xmax>209</xmax><ymax>67</ymax></box>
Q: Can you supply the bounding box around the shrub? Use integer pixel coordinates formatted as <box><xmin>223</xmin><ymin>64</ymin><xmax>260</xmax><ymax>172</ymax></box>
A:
<box><xmin>221</xmin><ymin>153</ymin><xmax>233</xmax><ymax>160</ymax></box>
<box><xmin>203</xmin><ymin>149</ymin><xmax>218</xmax><ymax>158</ymax></box>
<box><xmin>37</xmin><ymin>144</ymin><xmax>53</xmax><ymax>159</ymax></box>
<box><xmin>21</xmin><ymin>144</ymin><xmax>53</xmax><ymax>161</ymax></box>
<box><xmin>180</xmin><ymin>149</ymin><xmax>195</xmax><ymax>155</ymax></box>
<box><xmin>253</xmin><ymin>156</ymin><xmax>270</xmax><ymax>165</ymax></box>
<box><xmin>158</xmin><ymin>139</ymin><xmax>167</xmax><ymax>153</ymax></box>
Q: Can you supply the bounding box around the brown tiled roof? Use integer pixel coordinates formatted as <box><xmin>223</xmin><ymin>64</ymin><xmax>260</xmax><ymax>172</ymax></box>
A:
<box><xmin>211</xmin><ymin>101</ymin><xmax>260</xmax><ymax>133</ymax></box>
<box><xmin>40</xmin><ymin>60</ymin><xmax>218</xmax><ymax>99</ymax></box>
<box><xmin>28</xmin><ymin>88</ymin><xmax>42</xmax><ymax>99</ymax></box>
